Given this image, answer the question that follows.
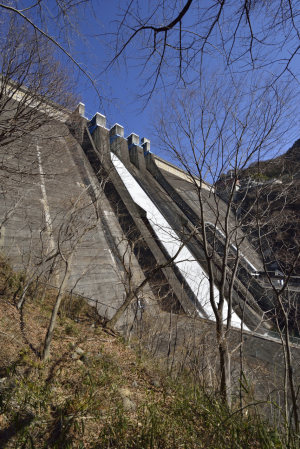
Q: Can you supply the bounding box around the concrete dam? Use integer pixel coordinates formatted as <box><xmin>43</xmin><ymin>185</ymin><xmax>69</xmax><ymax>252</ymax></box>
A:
<box><xmin>0</xmin><ymin>101</ymin><xmax>274</xmax><ymax>337</ymax></box>
<box><xmin>3</xmin><ymin>97</ymin><xmax>300</xmax><ymax>415</ymax></box>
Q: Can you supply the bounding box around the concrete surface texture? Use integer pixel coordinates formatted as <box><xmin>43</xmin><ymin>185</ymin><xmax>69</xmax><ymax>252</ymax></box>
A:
<box><xmin>0</xmin><ymin>103</ymin><xmax>294</xmax><ymax>345</ymax></box>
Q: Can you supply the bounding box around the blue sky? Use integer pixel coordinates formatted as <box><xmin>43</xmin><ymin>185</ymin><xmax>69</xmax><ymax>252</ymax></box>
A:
<box><xmin>69</xmin><ymin>0</ymin><xmax>300</xmax><ymax>165</ymax></box>
<box><xmin>75</xmin><ymin>0</ymin><xmax>154</xmax><ymax>144</ymax></box>
<box><xmin>15</xmin><ymin>0</ymin><xmax>300</xmax><ymax>164</ymax></box>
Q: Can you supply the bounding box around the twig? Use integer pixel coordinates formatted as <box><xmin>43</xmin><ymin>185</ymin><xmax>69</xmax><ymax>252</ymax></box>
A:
<box><xmin>57</xmin><ymin>336</ymin><xmax>77</xmax><ymax>339</ymax></box>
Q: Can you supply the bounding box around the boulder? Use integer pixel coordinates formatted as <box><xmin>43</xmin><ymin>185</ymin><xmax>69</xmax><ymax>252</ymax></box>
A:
<box><xmin>119</xmin><ymin>388</ymin><xmax>131</xmax><ymax>398</ymax></box>
<box><xmin>75</xmin><ymin>347</ymin><xmax>84</xmax><ymax>355</ymax></box>
<box><xmin>76</xmin><ymin>359</ymin><xmax>84</xmax><ymax>366</ymax></box>
<box><xmin>123</xmin><ymin>397</ymin><xmax>136</xmax><ymax>412</ymax></box>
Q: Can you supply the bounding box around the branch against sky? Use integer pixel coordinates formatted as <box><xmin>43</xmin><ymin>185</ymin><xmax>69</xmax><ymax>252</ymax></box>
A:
<box><xmin>0</xmin><ymin>0</ymin><xmax>111</xmax><ymax>110</ymax></box>
<box><xmin>150</xmin><ymin>71</ymin><xmax>299</xmax><ymax>185</ymax></box>
<box><xmin>1</xmin><ymin>1</ymin><xmax>300</xmax><ymax>109</ymax></box>
<box><xmin>149</xmin><ymin>70</ymin><xmax>299</xmax><ymax>407</ymax></box>
<box><xmin>104</xmin><ymin>0</ymin><xmax>300</xmax><ymax>106</ymax></box>
<box><xmin>0</xmin><ymin>14</ymin><xmax>79</xmax><ymax>151</ymax></box>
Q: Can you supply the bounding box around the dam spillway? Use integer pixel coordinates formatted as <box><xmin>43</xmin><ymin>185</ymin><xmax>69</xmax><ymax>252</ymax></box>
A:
<box><xmin>111</xmin><ymin>152</ymin><xmax>248</xmax><ymax>330</ymax></box>
<box><xmin>0</xmin><ymin>102</ymin><xmax>271</xmax><ymax>333</ymax></box>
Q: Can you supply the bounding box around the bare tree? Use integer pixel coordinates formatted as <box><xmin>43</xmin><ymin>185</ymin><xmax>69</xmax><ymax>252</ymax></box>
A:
<box><xmin>150</xmin><ymin>72</ymin><xmax>299</xmax><ymax>407</ymax></box>
<box><xmin>0</xmin><ymin>15</ymin><xmax>78</xmax><ymax>246</ymax></box>
<box><xmin>0</xmin><ymin>14</ymin><xmax>77</xmax><ymax>149</ymax></box>
<box><xmin>242</xmin><ymin>171</ymin><xmax>300</xmax><ymax>430</ymax></box>
<box><xmin>42</xmin><ymin>186</ymin><xmax>104</xmax><ymax>360</ymax></box>
<box><xmin>2</xmin><ymin>1</ymin><xmax>300</xmax><ymax>108</ymax></box>
<box><xmin>0</xmin><ymin>14</ymin><xmax>80</xmax><ymax>291</ymax></box>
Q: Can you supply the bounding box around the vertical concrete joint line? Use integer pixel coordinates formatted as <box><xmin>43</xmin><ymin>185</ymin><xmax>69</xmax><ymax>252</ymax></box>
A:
<box><xmin>36</xmin><ymin>146</ymin><xmax>55</xmax><ymax>253</ymax></box>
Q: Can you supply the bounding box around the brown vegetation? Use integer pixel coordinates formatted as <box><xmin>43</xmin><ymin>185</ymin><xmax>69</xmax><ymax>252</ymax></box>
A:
<box><xmin>1</xmin><ymin>256</ymin><xmax>300</xmax><ymax>447</ymax></box>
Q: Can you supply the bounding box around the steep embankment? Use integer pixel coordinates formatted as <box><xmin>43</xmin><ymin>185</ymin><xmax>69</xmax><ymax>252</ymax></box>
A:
<box><xmin>0</xmin><ymin>256</ymin><xmax>295</xmax><ymax>448</ymax></box>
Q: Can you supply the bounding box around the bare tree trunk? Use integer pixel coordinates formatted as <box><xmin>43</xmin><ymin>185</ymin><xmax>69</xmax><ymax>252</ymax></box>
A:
<box><xmin>42</xmin><ymin>253</ymin><xmax>74</xmax><ymax>361</ymax></box>
<box><xmin>32</xmin><ymin>277</ymin><xmax>39</xmax><ymax>303</ymax></box>
<box><xmin>218</xmin><ymin>326</ymin><xmax>231</xmax><ymax>408</ymax></box>
<box><xmin>283</xmin><ymin>310</ymin><xmax>299</xmax><ymax>432</ymax></box>
<box><xmin>239</xmin><ymin>301</ymin><xmax>246</xmax><ymax>414</ymax></box>
<box><xmin>106</xmin><ymin>291</ymin><xmax>135</xmax><ymax>330</ymax></box>
<box><xmin>126</xmin><ymin>295</ymin><xmax>139</xmax><ymax>342</ymax></box>
<box><xmin>41</xmin><ymin>262</ymin><xmax>55</xmax><ymax>304</ymax></box>
<box><xmin>68</xmin><ymin>290</ymin><xmax>73</xmax><ymax>318</ymax></box>
<box><xmin>17</xmin><ymin>271</ymin><xmax>37</xmax><ymax>309</ymax></box>
<box><xmin>276</xmin><ymin>315</ymin><xmax>289</xmax><ymax>426</ymax></box>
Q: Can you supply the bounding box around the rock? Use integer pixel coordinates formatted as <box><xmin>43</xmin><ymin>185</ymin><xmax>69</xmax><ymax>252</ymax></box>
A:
<box><xmin>70</xmin><ymin>342</ymin><xmax>76</xmax><ymax>349</ymax></box>
<box><xmin>151</xmin><ymin>380</ymin><xmax>160</xmax><ymax>388</ymax></box>
<box><xmin>123</xmin><ymin>397</ymin><xmax>136</xmax><ymax>412</ymax></box>
<box><xmin>132</xmin><ymin>381</ymin><xmax>138</xmax><ymax>388</ymax></box>
<box><xmin>119</xmin><ymin>388</ymin><xmax>131</xmax><ymax>398</ymax></box>
<box><xmin>80</xmin><ymin>354</ymin><xmax>92</xmax><ymax>366</ymax></box>
<box><xmin>137</xmin><ymin>422</ymin><xmax>142</xmax><ymax>427</ymax></box>
<box><xmin>75</xmin><ymin>347</ymin><xmax>84</xmax><ymax>355</ymax></box>
<box><xmin>72</xmin><ymin>352</ymin><xmax>78</xmax><ymax>360</ymax></box>
<box><xmin>90</xmin><ymin>323</ymin><xmax>95</xmax><ymax>329</ymax></box>
<box><xmin>76</xmin><ymin>360</ymin><xmax>84</xmax><ymax>366</ymax></box>
<box><xmin>94</xmin><ymin>353</ymin><xmax>103</xmax><ymax>360</ymax></box>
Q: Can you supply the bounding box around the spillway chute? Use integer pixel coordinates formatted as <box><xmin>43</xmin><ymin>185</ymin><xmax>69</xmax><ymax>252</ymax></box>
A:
<box><xmin>111</xmin><ymin>152</ymin><xmax>249</xmax><ymax>330</ymax></box>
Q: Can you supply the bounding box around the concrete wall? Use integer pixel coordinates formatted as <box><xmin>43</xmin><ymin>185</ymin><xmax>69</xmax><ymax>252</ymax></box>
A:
<box><xmin>1</xmin><ymin>113</ymin><xmax>141</xmax><ymax>326</ymax></box>
<box><xmin>93</xmin><ymin>128</ymin><xmax>270</xmax><ymax>332</ymax></box>
<box><xmin>0</xmin><ymin>103</ymin><xmax>293</xmax><ymax>340</ymax></box>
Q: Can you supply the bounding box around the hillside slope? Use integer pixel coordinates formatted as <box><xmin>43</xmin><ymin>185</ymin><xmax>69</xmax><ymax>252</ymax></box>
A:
<box><xmin>0</xmin><ymin>256</ymin><xmax>298</xmax><ymax>448</ymax></box>
<box><xmin>237</xmin><ymin>139</ymin><xmax>300</xmax><ymax>276</ymax></box>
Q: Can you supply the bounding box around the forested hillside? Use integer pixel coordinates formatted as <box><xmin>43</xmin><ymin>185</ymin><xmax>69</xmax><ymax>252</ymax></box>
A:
<box><xmin>237</xmin><ymin>139</ymin><xmax>300</xmax><ymax>276</ymax></box>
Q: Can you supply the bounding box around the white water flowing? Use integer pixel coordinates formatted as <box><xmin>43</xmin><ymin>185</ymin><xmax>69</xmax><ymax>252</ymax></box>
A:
<box><xmin>112</xmin><ymin>153</ymin><xmax>249</xmax><ymax>330</ymax></box>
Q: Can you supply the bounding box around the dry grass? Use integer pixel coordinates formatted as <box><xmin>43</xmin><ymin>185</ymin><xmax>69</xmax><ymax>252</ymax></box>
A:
<box><xmin>0</xmin><ymin>255</ymin><xmax>299</xmax><ymax>448</ymax></box>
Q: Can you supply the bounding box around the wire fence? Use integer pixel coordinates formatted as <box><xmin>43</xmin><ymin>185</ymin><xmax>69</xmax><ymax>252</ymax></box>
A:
<box><xmin>35</xmin><ymin>280</ymin><xmax>118</xmax><ymax>311</ymax></box>
<box><xmin>34</xmin><ymin>280</ymin><xmax>300</xmax><ymax>347</ymax></box>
